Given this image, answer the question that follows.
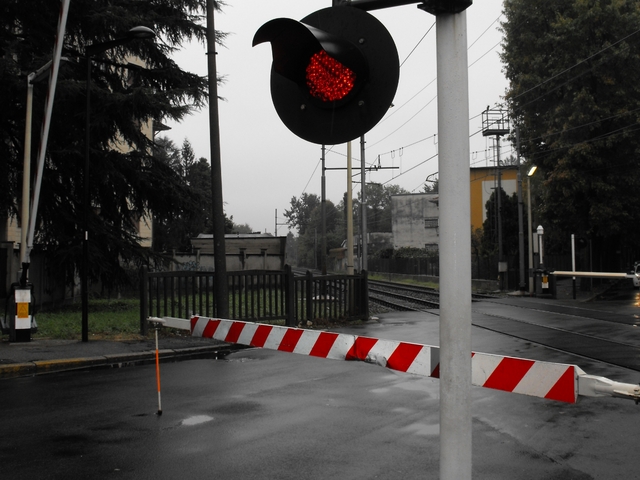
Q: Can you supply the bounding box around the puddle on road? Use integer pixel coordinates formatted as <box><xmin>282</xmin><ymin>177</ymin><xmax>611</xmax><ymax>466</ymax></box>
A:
<box><xmin>181</xmin><ymin>415</ymin><xmax>214</xmax><ymax>426</ymax></box>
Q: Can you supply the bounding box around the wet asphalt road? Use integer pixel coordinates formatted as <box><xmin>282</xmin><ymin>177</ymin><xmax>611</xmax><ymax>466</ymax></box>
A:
<box><xmin>2</xmin><ymin>301</ymin><xmax>639</xmax><ymax>480</ymax></box>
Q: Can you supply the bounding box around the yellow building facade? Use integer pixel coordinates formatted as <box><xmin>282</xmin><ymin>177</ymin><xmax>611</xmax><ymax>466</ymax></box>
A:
<box><xmin>470</xmin><ymin>166</ymin><xmax>519</xmax><ymax>233</ymax></box>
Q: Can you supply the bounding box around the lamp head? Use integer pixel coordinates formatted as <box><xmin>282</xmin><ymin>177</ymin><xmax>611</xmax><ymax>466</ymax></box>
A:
<box><xmin>127</xmin><ymin>26</ymin><xmax>156</xmax><ymax>40</ymax></box>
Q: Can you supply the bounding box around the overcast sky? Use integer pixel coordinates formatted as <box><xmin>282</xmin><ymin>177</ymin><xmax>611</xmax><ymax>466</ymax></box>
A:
<box><xmin>164</xmin><ymin>0</ymin><xmax>510</xmax><ymax>235</ymax></box>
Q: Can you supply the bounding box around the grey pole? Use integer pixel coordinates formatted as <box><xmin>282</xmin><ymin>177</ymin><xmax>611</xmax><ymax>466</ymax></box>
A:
<box><xmin>20</xmin><ymin>73</ymin><xmax>35</xmax><ymax>274</ymax></box>
<box><xmin>496</xmin><ymin>135</ymin><xmax>504</xmax><ymax>290</ymax></box>
<box><xmin>516</xmin><ymin>127</ymin><xmax>526</xmax><ymax>292</ymax></box>
<box><xmin>360</xmin><ymin>135</ymin><xmax>368</xmax><ymax>271</ymax></box>
<box><xmin>434</xmin><ymin>11</ymin><xmax>472</xmax><ymax>480</ymax></box>
<box><xmin>346</xmin><ymin>142</ymin><xmax>354</xmax><ymax>276</ymax></box>
<box><xmin>207</xmin><ymin>0</ymin><xmax>228</xmax><ymax>317</ymax></box>
<box><xmin>321</xmin><ymin>145</ymin><xmax>327</xmax><ymax>274</ymax></box>
<box><xmin>527</xmin><ymin>166</ymin><xmax>537</xmax><ymax>294</ymax></box>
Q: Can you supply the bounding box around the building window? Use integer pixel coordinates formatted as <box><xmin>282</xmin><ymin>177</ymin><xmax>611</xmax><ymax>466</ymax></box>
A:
<box><xmin>424</xmin><ymin>217</ymin><xmax>438</xmax><ymax>229</ymax></box>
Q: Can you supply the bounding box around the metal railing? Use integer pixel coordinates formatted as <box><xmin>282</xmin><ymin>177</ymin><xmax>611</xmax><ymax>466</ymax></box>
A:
<box><xmin>140</xmin><ymin>265</ymin><xmax>368</xmax><ymax>334</ymax></box>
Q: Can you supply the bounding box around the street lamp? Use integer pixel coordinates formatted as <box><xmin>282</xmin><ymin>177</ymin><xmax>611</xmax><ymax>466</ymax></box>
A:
<box><xmin>83</xmin><ymin>26</ymin><xmax>156</xmax><ymax>342</ymax></box>
<box><xmin>526</xmin><ymin>165</ymin><xmax>537</xmax><ymax>294</ymax></box>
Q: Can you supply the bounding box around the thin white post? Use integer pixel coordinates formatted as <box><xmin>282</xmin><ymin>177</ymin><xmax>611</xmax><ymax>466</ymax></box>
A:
<box><xmin>346</xmin><ymin>142</ymin><xmax>354</xmax><ymax>276</ymax></box>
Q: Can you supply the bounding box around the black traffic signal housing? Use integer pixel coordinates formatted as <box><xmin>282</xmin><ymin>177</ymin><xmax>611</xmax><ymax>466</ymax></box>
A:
<box><xmin>253</xmin><ymin>6</ymin><xmax>399</xmax><ymax>145</ymax></box>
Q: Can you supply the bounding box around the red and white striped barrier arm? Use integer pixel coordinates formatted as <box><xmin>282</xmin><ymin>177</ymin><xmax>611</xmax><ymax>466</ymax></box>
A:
<box><xmin>189</xmin><ymin>316</ymin><xmax>588</xmax><ymax>403</ymax></box>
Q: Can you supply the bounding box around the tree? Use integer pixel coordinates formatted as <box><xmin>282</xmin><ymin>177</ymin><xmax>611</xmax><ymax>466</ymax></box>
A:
<box><xmin>501</xmin><ymin>0</ymin><xmax>640</xmax><ymax>269</ymax></box>
<box><xmin>354</xmin><ymin>183</ymin><xmax>408</xmax><ymax>233</ymax></box>
<box><xmin>479</xmin><ymin>188</ymin><xmax>521</xmax><ymax>257</ymax></box>
<box><xmin>422</xmin><ymin>178</ymin><xmax>439</xmax><ymax>194</ymax></box>
<box><xmin>153</xmin><ymin>137</ymin><xmax>235</xmax><ymax>252</ymax></box>
<box><xmin>231</xmin><ymin>223</ymin><xmax>254</xmax><ymax>234</ymax></box>
<box><xmin>1</xmin><ymin>0</ymin><xmax>225</xmax><ymax>289</ymax></box>
<box><xmin>283</xmin><ymin>193</ymin><xmax>346</xmax><ymax>268</ymax></box>
<box><xmin>296</xmin><ymin>200</ymin><xmax>343</xmax><ymax>269</ymax></box>
<box><xmin>284</xmin><ymin>193</ymin><xmax>321</xmax><ymax>236</ymax></box>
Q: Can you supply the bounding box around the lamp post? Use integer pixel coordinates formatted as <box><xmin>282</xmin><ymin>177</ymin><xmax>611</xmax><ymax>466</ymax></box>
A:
<box><xmin>20</xmin><ymin>61</ymin><xmax>56</xmax><ymax>286</ymax></box>
<box><xmin>83</xmin><ymin>26</ymin><xmax>156</xmax><ymax>342</ymax></box>
<box><xmin>527</xmin><ymin>165</ymin><xmax>537</xmax><ymax>294</ymax></box>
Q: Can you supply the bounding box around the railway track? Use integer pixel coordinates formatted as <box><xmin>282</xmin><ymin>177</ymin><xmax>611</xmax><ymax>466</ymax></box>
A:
<box><xmin>368</xmin><ymin>279</ymin><xmax>496</xmax><ymax>312</ymax></box>
<box><xmin>290</xmin><ymin>271</ymin><xmax>640</xmax><ymax>372</ymax></box>
<box><xmin>368</xmin><ymin>278</ymin><xmax>640</xmax><ymax>373</ymax></box>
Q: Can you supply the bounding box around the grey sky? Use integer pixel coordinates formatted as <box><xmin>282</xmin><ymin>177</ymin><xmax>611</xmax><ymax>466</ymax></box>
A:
<box><xmin>166</xmin><ymin>0</ymin><xmax>509</xmax><ymax>234</ymax></box>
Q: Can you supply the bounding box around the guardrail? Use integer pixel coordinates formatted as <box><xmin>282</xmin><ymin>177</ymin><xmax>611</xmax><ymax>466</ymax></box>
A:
<box><xmin>139</xmin><ymin>266</ymin><xmax>368</xmax><ymax>335</ymax></box>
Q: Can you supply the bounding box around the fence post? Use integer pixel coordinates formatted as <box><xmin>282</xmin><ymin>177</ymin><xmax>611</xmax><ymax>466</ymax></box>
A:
<box><xmin>306</xmin><ymin>270</ymin><xmax>314</xmax><ymax>323</ymax></box>
<box><xmin>140</xmin><ymin>265</ymin><xmax>148</xmax><ymax>336</ymax></box>
<box><xmin>284</xmin><ymin>265</ymin><xmax>295</xmax><ymax>326</ymax></box>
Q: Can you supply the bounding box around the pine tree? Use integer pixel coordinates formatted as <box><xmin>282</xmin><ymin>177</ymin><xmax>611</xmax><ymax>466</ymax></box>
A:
<box><xmin>1</xmin><ymin>0</ymin><xmax>224</xmax><ymax>289</ymax></box>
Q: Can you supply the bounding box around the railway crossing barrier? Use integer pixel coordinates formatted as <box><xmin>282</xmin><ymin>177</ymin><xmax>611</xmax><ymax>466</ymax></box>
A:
<box><xmin>149</xmin><ymin>315</ymin><xmax>640</xmax><ymax>404</ymax></box>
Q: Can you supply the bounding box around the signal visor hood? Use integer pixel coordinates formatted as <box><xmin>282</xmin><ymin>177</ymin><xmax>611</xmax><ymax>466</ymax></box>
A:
<box><xmin>253</xmin><ymin>18</ymin><xmax>369</xmax><ymax>87</ymax></box>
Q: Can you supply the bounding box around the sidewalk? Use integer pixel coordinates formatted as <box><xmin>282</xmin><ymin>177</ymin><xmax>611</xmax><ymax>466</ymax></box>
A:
<box><xmin>505</xmin><ymin>277</ymin><xmax>617</xmax><ymax>304</ymax></box>
<box><xmin>0</xmin><ymin>333</ymin><xmax>234</xmax><ymax>379</ymax></box>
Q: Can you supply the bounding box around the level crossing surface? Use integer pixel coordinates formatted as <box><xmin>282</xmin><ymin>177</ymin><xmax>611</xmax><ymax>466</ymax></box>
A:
<box><xmin>471</xmin><ymin>298</ymin><xmax>640</xmax><ymax>371</ymax></box>
<box><xmin>3</xmin><ymin>308</ymin><xmax>639</xmax><ymax>479</ymax></box>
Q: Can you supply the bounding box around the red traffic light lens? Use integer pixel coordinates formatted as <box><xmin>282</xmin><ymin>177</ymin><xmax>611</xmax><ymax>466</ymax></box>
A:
<box><xmin>306</xmin><ymin>50</ymin><xmax>356</xmax><ymax>102</ymax></box>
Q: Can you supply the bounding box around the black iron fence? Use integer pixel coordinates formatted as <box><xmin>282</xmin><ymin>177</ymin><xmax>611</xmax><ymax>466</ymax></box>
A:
<box><xmin>140</xmin><ymin>266</ymin><xmax>368</xmax><ymax>334</ymax></box>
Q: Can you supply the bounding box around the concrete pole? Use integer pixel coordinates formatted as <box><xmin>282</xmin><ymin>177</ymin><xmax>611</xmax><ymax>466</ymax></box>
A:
<box><xmin>321</xmin><ymin>145</ymin><xmax>327</xmax><ymax>274</ymax></box>
<box><xmin>435</xmin><ymin>11</ymin><xmax>472</xmax><ymax>480</ymax></box>
<box><xmin>346</xmin><ymin>142</ymin><xmax>354</xmax><ymax>276</ymax></box>
<box><xmin>207</xmin><ymin>0</ymin><xmax>228</xmax><ymax>317</ymax></box>
<box><xmin>527</xmin><ymin>175</ymin><xmax>534</xmax><ymax>294</ymax></box>
<box><xmin>516</xmin><ymin>127</ymin><xmax>526</xmax><ymax>292</ymax></box>
<box><xmin>20</xmin><ymin>76</ymin><xmax>34</xmax><ymax>271</ymax></box>
<box><xmin>496</xmin><ymin>135</ymin><xmax>504</xmax><ymax>290</ymax></box>
<box><xmin>360</xmin><ymin>135</ymin><xmax>368</xmax><ymax>272</ymax></box>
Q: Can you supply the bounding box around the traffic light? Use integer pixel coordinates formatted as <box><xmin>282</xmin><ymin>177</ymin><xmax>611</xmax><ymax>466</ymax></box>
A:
<box><xmin>253</xmin><ymin>6</ymin><xmax>399</xmax><ymax>145</ymax></box>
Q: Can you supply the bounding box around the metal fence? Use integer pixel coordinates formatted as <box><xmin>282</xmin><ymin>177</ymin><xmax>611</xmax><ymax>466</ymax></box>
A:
<box><xmin>140</xmin><ymin>266</ymin><xmax>368</xmax><ymax>334</ymax></box>
<box><xmin>368</xmin><ymin>253</ymin><xmax>576</xmax><ymax>291</ymax></box>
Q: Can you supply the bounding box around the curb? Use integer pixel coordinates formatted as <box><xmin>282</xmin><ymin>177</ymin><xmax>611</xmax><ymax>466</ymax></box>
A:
<box><xmin>0</xmin><ymin>344</ymin><xmax>242</xmax><ymax>379</ymax></box>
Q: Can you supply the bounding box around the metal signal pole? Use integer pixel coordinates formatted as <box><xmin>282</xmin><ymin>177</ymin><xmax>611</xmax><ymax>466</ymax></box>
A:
<box><xmin>421</xmin><ymin>2</ymin><xmax>473</xmax><ymax>479</ymax></box>
<box><xmin>207</xmin><ymin>0</ymin><xmax>228</xmax><ymax>317</ymax></box>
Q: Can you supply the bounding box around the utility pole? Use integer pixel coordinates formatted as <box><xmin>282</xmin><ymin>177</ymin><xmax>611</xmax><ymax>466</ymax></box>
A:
<box><xmin>274</xmin><ymin>209</ymin><xmax>288</xmax><ymax>236</ymax></box>
<box><xmin>516</xmin><ymin>126</ymin><xmax>526</xmax><ymax>293</ymax></box>
<box><xmin>346</xmin><ymin>142</ymin><xmax>354</xmax><ymax>276</ymax></box>
<box><xmin>207</xmin><ymin>0</ymin><xmax>228</xmax><ymax>317</ymax></box>
<box><xmin>360</xmin><ymin>135</ymin><xmax>368</xmax><ymax>272</ymax></box>
<box><xmin>321</xmin><ymin>145</ymin><xmax>327</xmax><ymax>274</ymax></box>
<box><xmin>482</xmin><ymin>108</ymin><xmax>510</xmax><ymax>291</ymax></box>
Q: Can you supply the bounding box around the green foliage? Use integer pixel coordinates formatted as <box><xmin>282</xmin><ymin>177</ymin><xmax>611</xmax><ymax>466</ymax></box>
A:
<box><xmin>152</xmin><ymin>137</ymin><xmax>235</xmax><ymax>252</ymax></box>
<box><xmin>354</xmin><ymin>183</ymin><xmax>409</xmax><ymax>233</ymax></box>
<box><xmin>1</xmin><ymin>0</ymin><xmax>224</xmax><ymax>290</ymax></box>
<box><xmin>479</xmin><ymin>188</ymin><xmax>522</xmax><ymax>257</ymax></box>
<box><xmin>422</xmin><ymin>178</ymin><xmax>438</xmax><ymax>193</ymax></box>
<box><xmin>501</xmin><ymin>0</ymin><xmax>640</xmax><ymax>265</ymax></box>
<box><xmin>286</xmin><ymin>183</ymin><xmax>407</xmax><ymax>268</ymax></box>
<box><xmin>393</xmin><ymin>247</ymin><xmax>436</xmax><ymax>259</ymax></box>
<box><xmin>284</xmin><ymin>193</ymin><xmax>321</xmax><ymax>236</ymax></box>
